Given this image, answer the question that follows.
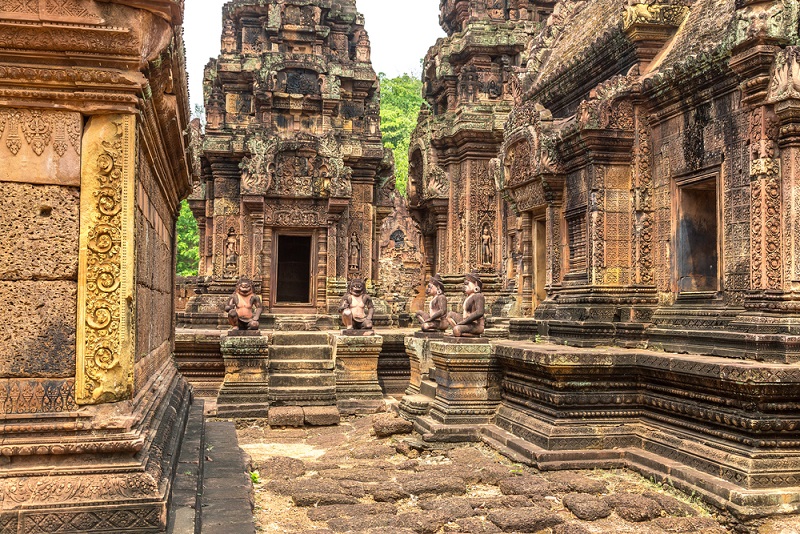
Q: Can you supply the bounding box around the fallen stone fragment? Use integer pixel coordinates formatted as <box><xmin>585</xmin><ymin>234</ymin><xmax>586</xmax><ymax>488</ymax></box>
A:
<box><xmin>304</xmin><ymin>406</ymin><xmax>341</xmax><ymax>426</ymax></box>
<box><xmin>651</xmin><ymin>516</ymin><xmax>728</xmax><ymax>533</ymax></box>
<box><xmin>326</xmin><ymin>513</ymin><xmax>398</xmax><ymax>532</ymax></box>
<box><xmin>352</xmin><ymin>444</ymin><xmax>397</xmax><ymax>459</ymax></box>
<box><xmin>643</xmin><ymin>491</ymin><xmax>697</xmax><ymax>517</ymax></box>
<box><xmin>318</xmin><ymin>467</ymin><xmax>392</xmax><ymax>483</ymax></box>
<box><xmin>372</xmin><ymin>413</ymin><xmax>414</xmax><ymax>437</ymax></box>
<box><xmin>498</xmin><ymin>475</ymin><xmax>560</xmax><ymax>497</ymax></box>
<box><xmin>292</xmin><ymin>492</ymin><xmax>359</xmax><ymax>507</ymax></box>
<box><xmin>395</xmin><ymin>510</ymin><xmax>452</xmax><ymax>534</ymax></box>
<box><xmin>562</xmin><ymin>492</ymin><xmax>612</xmax><ymax>521</ymax></box>
<box><xmin>486</xmin><ymin>506</ymin><xmax>564</xmax><ymax>532</ymax></box>
<box><xmin>604</xmin><ymin>492</ymin><xmax>663</xmax><ymax>522</ymax></box>
<box><xmin>257</xmin><ymin>456</ymin><xmax>306</xmax><ymax>480</ymax></box>
<box><xmin>367</xmin><ymin>482</ymin><xmax>410</xmax><ymax>502</ymax></box>
<box><xmin>418</xmin><ymin>497</ymin><xmax>476</xmax><ymax>520</ymax></box>
<box><xmin>443</xmin><ymin>516</ymin><xmax>502</xmax><ymax>533</ymax></box>
<box><xmin>402</xmin><ymin>471</ymin><xmax>467</xmax><ymax>497</ymax></box>
<box><xmin>395</xmin><ymin>440</ymin><xmax>420</xmax><ymax>458</ymax></box>
<box><xmin>552</xmin><ymin>522</ymin><xmax>592</xmax><ymax>534</ymax></box>
<box><xmin>546</xmin><ymin>471</ymin><xmax>608</xmax><ymax>495</ymax></box>
<box><xmin>468</xmin><ymin>495</ymin><xmax>533</xmax><ymax>510</ymax></box>
<box><xmin>306</xmin><ymin>502</ymin><xmax>397</xmax><ymax>521</ymax></box>
<box><xmin>268</xmin><ymin>406</ymin><xmax>305</xmax><ymax>427</ymax></box>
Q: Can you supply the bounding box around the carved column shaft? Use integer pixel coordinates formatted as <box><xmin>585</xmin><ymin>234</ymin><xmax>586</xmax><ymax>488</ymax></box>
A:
<box><xmin>77</xmin><ymin>114</ymin><xmax>136</xmax><ymax>405</ymax></box>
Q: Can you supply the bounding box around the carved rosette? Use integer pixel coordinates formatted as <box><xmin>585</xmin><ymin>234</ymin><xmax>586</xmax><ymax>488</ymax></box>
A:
<box><xmin>76</xmin><ymin>115</ymin><xmax>135</xmax><ymax>405</ymax></box>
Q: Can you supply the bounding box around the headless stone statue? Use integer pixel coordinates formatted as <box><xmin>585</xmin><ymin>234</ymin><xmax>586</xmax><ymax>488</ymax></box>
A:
<box><xmin>447</xmin><ymin>273</ymin><xmax>485</xmax><ymax>337</ymax></box>
<box><xmin>225</xmin><ymin>277</ymin><xmax>262</xmax><ymax>331</ymax></box>
<box><xmin>416</xmin><ymin>274</ymin><xmax>448</xmax><ymax>332</ymax></box>
<box><xmin>339</xmin><ymin>277</ymin><xmax>374</xmax><ymax>332</ymax></box>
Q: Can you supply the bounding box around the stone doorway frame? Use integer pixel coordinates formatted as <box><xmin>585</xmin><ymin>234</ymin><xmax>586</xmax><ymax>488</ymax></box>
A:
<box><xmin>270</xmin><ymin>230</ymin><xmax>319</xmax><ymax>313</ymax></box>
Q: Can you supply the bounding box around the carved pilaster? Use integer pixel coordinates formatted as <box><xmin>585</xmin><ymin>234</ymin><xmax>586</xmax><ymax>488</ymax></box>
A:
<box><xmin>76</xmin><ymin>114</ymin><xmax>136</xmax><ymax>405</ymax></box>
<box><xmin>520</xmin><ymin>211</ymin><xmax>533</xmax><ymax>316</ymax></box>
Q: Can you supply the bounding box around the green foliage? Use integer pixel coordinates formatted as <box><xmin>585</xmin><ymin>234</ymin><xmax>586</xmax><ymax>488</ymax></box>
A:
<box><xmin>379</xmin><ymin>73</ymin><xmax>424</xmax><ymax>196</ymax></box>
<box><xmin>250</xmin><ymin>471</ymin><xmax>261</xmax><ymax>484</ymax></box>
<box><xmin>176</xmin><ymin>200</ymin><xmax>199</xmax><ymax>277</ymax></box>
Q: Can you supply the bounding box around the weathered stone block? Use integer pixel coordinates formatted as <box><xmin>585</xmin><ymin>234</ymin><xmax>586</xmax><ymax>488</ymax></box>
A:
<box><xmin>0</xmin><ymin>182</ymin><xmax>79</xmax><ymax>280</ymax></box>
<box><xmin>269</xmin><ymin>406</ymin><xmax>304</xmax><ymax>427</ymax></box>
<box><xmin>335</xmin><ymin>334</ymin><xmax>384</xmax><ymax>412</ymax></box>
<box><xmin>0</xmin><ymin>280</ymin><xmax>76</xmax><ymax>378</ymax></box>
<box><xmin>303</xmin><ymin>405</ymin><xmax>340</xmax><ymax>426</ymax></box>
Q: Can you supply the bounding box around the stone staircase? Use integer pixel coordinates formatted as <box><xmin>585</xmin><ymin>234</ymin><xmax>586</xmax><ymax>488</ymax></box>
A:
<box><xmin>269</xmin><ymin>332</ymin><xmax>337</xmax><ymax>406</ymax></box>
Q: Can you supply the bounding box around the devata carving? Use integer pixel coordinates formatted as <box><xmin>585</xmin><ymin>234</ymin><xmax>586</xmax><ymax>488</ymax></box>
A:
<box><xmin>225</xmin><ymin>277</ymin><xmax>263</xmax><ymax>331</ymax></box>
<box><xmin>447</xmin><ymin>272</ymin><xmax>486</xmax><ymax>337</ymax></box>
<box><xmin>76</xmin><ymin>114</ymin><xmax>135</xmax><ymax>405</ymax></box>
<box><xmin>339</xmin><ymin>277</ymin><xmax>374</xmax><ymax>331</ymax></box>
<box><xmin>416</xmin><ymin>274</ymin><xmax>448</xmax><ymax>332</ymax></box>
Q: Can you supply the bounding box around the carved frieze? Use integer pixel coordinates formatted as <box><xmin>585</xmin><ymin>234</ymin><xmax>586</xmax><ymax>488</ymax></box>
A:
<box><xmin>76</xmin><ymin>114</ymin><xmax>135</xmax><ymax>405</ymax></box>
<box><xmin>622</xmin><ymin>3</ymin><xmax>690</xmax><ymax>30</ymax></box>
<box><xmin>0</xmin><ymin>108</ymin><xmax>81</xmax><ymax>186</ymax></box>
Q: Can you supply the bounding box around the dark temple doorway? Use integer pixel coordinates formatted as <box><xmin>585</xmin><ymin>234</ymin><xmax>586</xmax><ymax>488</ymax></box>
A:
<box><xmin>275</xmin><ymin>234</ymin><xmax>313</xmax><ymax>304</ymax></box>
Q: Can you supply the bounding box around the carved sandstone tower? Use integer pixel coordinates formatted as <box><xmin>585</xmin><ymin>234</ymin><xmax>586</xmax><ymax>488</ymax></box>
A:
<box><xmin>0</xmin><ymin>1</ymin><xmax>194</xmax><ymax>532</ymax></box>
<box><xmin>190</xmin><ymin>0</ymin><xmax>385</xmax><ymax>324</ymax></box>
<box><xmin>408</xmin><ymin>1</ymin><xmax>552</xmax><ymax>313</ymax></box>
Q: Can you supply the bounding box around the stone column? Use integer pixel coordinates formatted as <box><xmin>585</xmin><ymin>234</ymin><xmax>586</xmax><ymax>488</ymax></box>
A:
<box><xmin>217</xmin><ymin>333</ymin><xmax>271</xmax><ymax>417</ymax></box>
<box><xmin>334</xmin><ymin>334</ymin><xmax>385</xmax><ymax>414</ymax></box>
<box><xmin>427</xmin><ymin>340</ymin><xmax>500</xmax><ymax>433</ymax></box>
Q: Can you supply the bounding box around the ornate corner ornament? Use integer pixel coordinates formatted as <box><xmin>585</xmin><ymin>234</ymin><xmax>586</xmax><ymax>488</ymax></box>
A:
<box><xmin>76</xmin><ymin>115</ymin><xmax>136</xmax><ymax>405</ymax></box>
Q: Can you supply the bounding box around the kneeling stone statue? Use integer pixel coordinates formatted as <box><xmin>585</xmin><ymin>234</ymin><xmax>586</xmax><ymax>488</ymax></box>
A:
<box><xmin>447</xmin><ymin>272</ymin><xmax>485</xmax><ymax>337</ymax></box>
<box><xmin>339</xmin><ymin>277</ymin><xmax>374</xmax><ymax>331</ymax></box>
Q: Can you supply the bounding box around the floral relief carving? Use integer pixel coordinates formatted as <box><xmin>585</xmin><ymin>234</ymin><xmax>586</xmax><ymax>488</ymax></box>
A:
<box><xmin>76</xmin><ymin>115</ymin><xmax>135</xmax><ymax>405</ymax></box>
<box><xmin>0</xmin><ymin>109</ymin><xmax>81</xmax><ymax>158</ymax></box>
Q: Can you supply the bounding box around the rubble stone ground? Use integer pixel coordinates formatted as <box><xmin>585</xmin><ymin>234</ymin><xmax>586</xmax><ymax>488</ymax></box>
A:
<box><xmin>229</xmin><ymin>412</ymin><xmax>800</xmax><ymax>534</ymax></box>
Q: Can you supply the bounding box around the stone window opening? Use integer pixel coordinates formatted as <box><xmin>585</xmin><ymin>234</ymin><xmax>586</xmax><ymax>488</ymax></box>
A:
<box><xmin>674</xmin><ymin>171</ymin><xmax>720</xmax><ymax>296</ymax></box>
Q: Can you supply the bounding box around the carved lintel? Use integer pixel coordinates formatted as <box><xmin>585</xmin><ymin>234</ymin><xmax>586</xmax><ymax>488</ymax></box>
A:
<box><xmin>76</xmin><ymin>114</ymin><xmax>136</xmax><ymax>405</ymax></box>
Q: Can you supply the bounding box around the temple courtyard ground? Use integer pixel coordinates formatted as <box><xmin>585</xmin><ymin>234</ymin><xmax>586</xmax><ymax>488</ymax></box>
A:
<box><xmin>203</xmin><ymin>411</ymin><xmax>800</xmax><ymax>534</ymax></box>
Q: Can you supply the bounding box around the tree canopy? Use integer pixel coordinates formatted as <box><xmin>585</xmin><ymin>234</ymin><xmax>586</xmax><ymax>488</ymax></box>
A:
<box><xmin>378</xmin><ymin>73</ymin><xmax>424</xmax><ymax>196</ymax></box>
<box><xmin>176</xmin><ymin>200</ymin><xmax>199</xmax><ymax>277</ymax></box>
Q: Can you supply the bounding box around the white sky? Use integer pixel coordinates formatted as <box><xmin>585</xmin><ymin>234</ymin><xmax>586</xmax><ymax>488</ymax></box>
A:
<box><xmin>183</xmin><ymin>0</ymin><xmax>446</xmax><ymax>111</ymax></box>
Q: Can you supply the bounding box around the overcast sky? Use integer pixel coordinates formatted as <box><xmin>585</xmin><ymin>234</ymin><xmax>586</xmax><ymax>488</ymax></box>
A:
<box><xmin>183</xmin><ymin>0</ymin><xmax>446</xmax><ymax>111</ymax></box>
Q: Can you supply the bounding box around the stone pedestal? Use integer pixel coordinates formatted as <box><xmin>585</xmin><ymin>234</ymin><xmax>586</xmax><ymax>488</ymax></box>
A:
<box><xmin>335</xmin><ymin>334</ymin><xmax>385</xmax><ymax>414</ymax></box>
<box><xmin>404</xmin><ymin>333</ymin><xmax>441</xmax><ymax>395</ymax></box>
<box><xmin>217</xmin><ymin>333</ymin><xmax>271</xmax><ymax>417</ymax></box>
<box><xmin>412</xmin><ymin>339</ymin><xmax>499</xmax><ymax>441</ymax></box>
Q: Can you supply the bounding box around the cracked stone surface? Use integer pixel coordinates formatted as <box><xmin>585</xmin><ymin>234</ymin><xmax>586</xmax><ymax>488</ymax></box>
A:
<box><xmin>236</xmin><ymin>413</ymin><xmax>736</xmax><ymax>533</ymax></box>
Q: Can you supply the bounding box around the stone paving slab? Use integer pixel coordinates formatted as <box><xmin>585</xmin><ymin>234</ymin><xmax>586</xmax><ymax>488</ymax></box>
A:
<box><xmin>234</xmin><ymin>413</ymin><xmax>780</xmax><ymax>533</ymax></box>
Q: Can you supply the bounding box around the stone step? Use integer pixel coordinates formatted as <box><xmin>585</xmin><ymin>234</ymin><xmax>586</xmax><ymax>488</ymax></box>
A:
<box><xmin>420</xmin><ymin>379</ymin><xmax>437</xmax><ymax>398</ymax></box>
<box><xmin>272</xmin><ymin>332</ymin><xmax>331</xmax><ymax>346</ymax></box>
<box><xmin>270</xmin><ymin>359</ymin><xmax>335</xmax><ymax>371</ymax></box>
<box><xmin>270</xmin><ymin>372</ymin><xmax>336</xmax><ymax>388</ymax></box>
<box><xmin>270</xmin><ymin>385</ymin><xmax>337</xmax><ymax>405</ymax></box>
<box><xmin>270</xmin><ymin>345</ymin><xmax>333</xmax><ymax>361</ymax></box>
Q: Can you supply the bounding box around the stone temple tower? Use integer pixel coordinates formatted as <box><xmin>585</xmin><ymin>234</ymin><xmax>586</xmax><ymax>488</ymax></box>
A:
<box><xmin>188</xmin><ymin>0</ymin><xmax>385</xmax><ymax>324</ymax></box>
<box><xmin>407</xmin><ymin>0</ymin><xmax>552</xmax><ymax>314</ymax></box>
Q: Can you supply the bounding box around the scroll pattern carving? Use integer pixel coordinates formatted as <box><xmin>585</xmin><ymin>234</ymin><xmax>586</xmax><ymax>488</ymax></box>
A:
<box><xmin>76</xmin><ymin>115</ymin><xmax>135</xmax><ymax>405</ymax></box>
<box><xmin>750</xmin><ymin>106</ymin><xmax>783</xmax><ymax>291</ymax></box>
<box><xmin>633</xmin><ymin>111</ymin><xmax>654</xmax><ymax>285</ymax></box>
